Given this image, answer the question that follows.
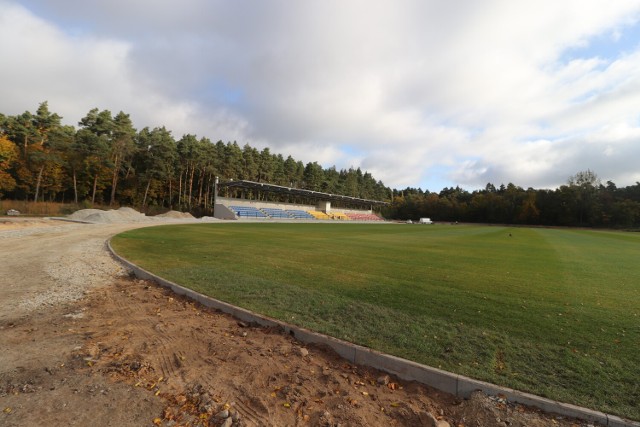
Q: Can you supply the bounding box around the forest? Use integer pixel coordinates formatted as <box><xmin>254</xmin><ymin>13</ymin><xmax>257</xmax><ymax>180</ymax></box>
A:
<box><xmin>1</xmin><ymin>102</ymin><xmax>639</xmax><ymax>228</ymax></box>
<box><xmin>389</xmin><ymin>171</ymin><xmax>640</xmax><ymax>228</ymax></box>
<box><xmin>0</xmin><ymin>102</ymin><xmax>390</xmax><ymax>215</ymax></box>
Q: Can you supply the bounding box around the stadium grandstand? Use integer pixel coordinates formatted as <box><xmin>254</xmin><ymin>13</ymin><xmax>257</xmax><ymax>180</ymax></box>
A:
<box><xmin>213</xmin><ymin>179</ymin><xmax>388</xmax><ymax>221</ymax></box>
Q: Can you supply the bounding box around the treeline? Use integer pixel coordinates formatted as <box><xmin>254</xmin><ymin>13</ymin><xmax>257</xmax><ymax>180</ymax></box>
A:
<box><xmin>388</xmin><ymin>170</ymin><xmax>640</xmax><ymax>228</ymax></box>
<box><xmin>0</xmin><ymin>102</ymin><xmax>391</xmax><ymax>213</ymax></box>
<box><xmin>3</xmin><ymin>102</ymin><xmax>639</xmax><ymax>228</ymax></box>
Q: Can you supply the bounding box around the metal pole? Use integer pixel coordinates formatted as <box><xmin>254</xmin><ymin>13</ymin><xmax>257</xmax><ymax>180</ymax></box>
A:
<box><xmin>213</xmin><ymin>176</ymin><xmax>219</xmax><ymax>218</ymax></box>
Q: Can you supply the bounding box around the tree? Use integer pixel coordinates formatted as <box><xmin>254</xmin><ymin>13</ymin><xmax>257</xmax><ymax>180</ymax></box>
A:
<box><xmin>2</xmin><ymin>102</ymin><xmax>63</xmax><ymax>201</ymax></box>
<box><xmin>176</xmin><ymin>134</ymin><xmax>204</xmax><ymax>208</ymax></box>
<box><xmin>568</xmin><ymin>169</ymin><xmax>600</xmax><ymax>188</ymax></box>
<box><xmin>342</xmin><ymin>167</ymin><xmax>359</xmax><ymax>197</ymax></box>
<box><xmin>30</xmin><ymin>102</ymin><xmax>63</xmax><ymax>202</ymax></box>
<box><xmin>109</xmin><ymin>111</ymin><xmax>136</xmax><ymax>205</ymax></box>
<box><xmin>568</xmin><ymin>170</ymin><xmax>601</xmax><ymax>226</ymax></box>
<box><xmin>518</xmin><ymin>192</ymin><xmax>540</xmax><ymax>224</ymax></box>
<box><xmin>271</xmin><ymin>154</ymin><xmax>286</xmax><ymax>186</ymax></box>
<box><xmin>136</xmin><ymin>127</ymin><xmax>177</xmax><ymax>207</ymax></box>
<box><xmin>257</xmin><ymin>147</ymin><xmax>274</xmax><ymax>183</ymax></box>
<box><xmin>222</xmin><ymin>141</ymin><xmax>243</xmax><ymax>181</ymax></box>
<box><xmin>303</xmin><ymin>161</ymin><xmax>324</xmax><ymax>191</ymax></box>
<box><xmin>45</xmin><ymin>125</ymin><xmax>76</xmax><ymax>202</ymax></box>
<box><xmin>283</xmin><ymin>155</ymin><xmax>299</xmax><ymax>187</ymax></box>
<box><xmin>0</xmin><ymin>135</ymin><xmax>18</xmax><ymax>196</ymax></box>
<box><xmin>241</xmin><ymin>144</ymin><xmax>258</xmax><ymax>181</ymax></box>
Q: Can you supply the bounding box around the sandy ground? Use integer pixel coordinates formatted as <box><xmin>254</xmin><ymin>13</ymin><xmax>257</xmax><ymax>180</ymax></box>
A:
<box><xmin>0</xmin><ymin>217</ymin><xmax>597</xmax><ymax>426</ymax></box>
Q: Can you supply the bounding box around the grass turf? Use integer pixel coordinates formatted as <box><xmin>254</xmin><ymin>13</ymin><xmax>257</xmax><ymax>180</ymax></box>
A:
<box><xmin>111</xmin><ymin>223</ymin><xmax>640</xmax><ymax>420</ymax></box>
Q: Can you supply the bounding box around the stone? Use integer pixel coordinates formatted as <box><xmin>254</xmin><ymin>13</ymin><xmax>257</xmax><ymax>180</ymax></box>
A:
<box><xmin>376</xmin><ymin>375</ymin><xmax>390</xmax><ymax>385</ymax></box>
<box><xmin>216</xmin><ymin>409</ymin><xmax>229</xmax><ymax>419</ymax></box>
<box><xmin>419</xmin><ymin>412</ymin><xmax>439</xmax><ymax>427</ymax></box>
<box><xmin>297</xmin><ymin>347</ymin><xmax>309</xmax><ymax>357</ymax></box>
<box><xmin>221</xmin><ymin>417</ymin><xmax>233</xmax><ymax>427</ymax></box>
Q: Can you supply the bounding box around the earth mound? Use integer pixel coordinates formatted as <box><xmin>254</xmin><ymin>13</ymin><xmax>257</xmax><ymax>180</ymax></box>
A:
<box><xmin>155</xmin><ymin>210</ymin><xmax>195</xmax><ymax>219</ymax></box>
<box><xmin>67</xmin><ymin>207</ymin><xmax>150</xmax><ymax>223</ymax></box>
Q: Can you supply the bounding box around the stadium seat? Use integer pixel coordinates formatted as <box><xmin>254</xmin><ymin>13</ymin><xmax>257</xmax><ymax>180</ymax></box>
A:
<box><xmin>308</xmin><ymin>210</ymin><xmax>331</xmax><ymax>220</ymax></box>
<box><xmin>345</xmin><ymin>212</ymin><xmax>383</xmax><ymax>221</ymax></box>
<box><xmin>261</xmin><ymin>207</ymin><xmax>292</xmax><ymax>219</ymax></box>
<box><xmin>229</xmin><ymin>206</ymin><xmax>268</xmax><ymax>218</ymax></box>
<box><xmin>285</xmin><ymin>210</ymin><xmax>315</xmax><ymax>219</ymax></box>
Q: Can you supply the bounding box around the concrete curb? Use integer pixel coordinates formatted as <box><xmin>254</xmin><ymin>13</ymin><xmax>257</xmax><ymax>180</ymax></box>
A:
<box><xmin>107</xmin><ymin>239</ymin><xmax>640</xmax><ymax>427</ymax></box>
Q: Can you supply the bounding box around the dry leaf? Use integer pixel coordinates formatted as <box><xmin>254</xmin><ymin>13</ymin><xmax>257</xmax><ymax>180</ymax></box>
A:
<box><xmin>163</xmin><ymin>407</ymin><xmax>175</xmax><ymax>421</ymax></box>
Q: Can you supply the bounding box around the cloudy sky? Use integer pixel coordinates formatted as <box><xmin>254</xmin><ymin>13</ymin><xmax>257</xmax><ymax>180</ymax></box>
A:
<box><xmin>2</xmin><ymin>1</ymin><xmax>640</xmax><ymax>191</ymax></box>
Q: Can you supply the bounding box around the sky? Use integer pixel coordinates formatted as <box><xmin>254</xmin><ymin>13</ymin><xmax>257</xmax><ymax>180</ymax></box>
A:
<box><xmin>1</xmin><ymin>1</ymin><xmax>640</xmax><ymax>191</ymax></box>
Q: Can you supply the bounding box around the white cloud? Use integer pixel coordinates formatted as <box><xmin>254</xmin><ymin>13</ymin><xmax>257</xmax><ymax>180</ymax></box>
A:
<box><xmin>3</xmin><ymin>0</ymin><xmax>640</xmax><ymax>190</ymax></box>
<box><xmin>0</xmin><ymin>1</ymin><xmax>247</xmax><ymax>138</ymax></box>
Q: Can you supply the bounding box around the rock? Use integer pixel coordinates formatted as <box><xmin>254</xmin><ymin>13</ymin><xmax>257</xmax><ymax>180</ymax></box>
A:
<box><xmin>200</xmin><ymin>402</ymin><xmax>214</xmax><ymax>414</ymax></box>
<box><xmin>419</xmin><ymin>412</ymin><xmax>439</xmax><ymax>427</ymax></box>
<box><xmin>216</xmin><ymin>409</ymin><xmax>229</xmax><ymax>419</ymax></box>
<box><xmin>221</xmin><ymin>417</ymin><xmax>233</xmax><ymax>427</ymax></box>
<box><xmin>436</xmin><ymin>420</ymin><xmax>451</xmax><ymax>427</ymax></box>
<box><xmin>376</xmin><ymin>375</ymin><xmax>390</xmax><ymax>385</ymax></box>
<box><xmin>280</xmin><ymin>345</ymin><xmax>293</xmax><ymax>355</ymax></box>
<box><xmin>7</xmin><ymin>209</ymin><xmax>20</xmax><ymax>216</ymax></box>
<box><xmin>296</xmin><ymin>347</ymin><xmax>309</xmax><ymax>357</ymax></box>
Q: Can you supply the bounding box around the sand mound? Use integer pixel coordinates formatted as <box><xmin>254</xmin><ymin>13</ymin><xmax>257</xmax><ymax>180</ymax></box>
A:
<box><xmin>67</xmin><ymin>207</ymin><xmax>150</xmax><ymax>224</ymax></box>
<box><xmin>67</xmin><ymin>209</ymin><xmax>106</xmax><ymax>221</ymax></box>
<box><xmin>155</xmin><ymin>210</ymin><xmax>195</xmax><ymax>219</ymax></box>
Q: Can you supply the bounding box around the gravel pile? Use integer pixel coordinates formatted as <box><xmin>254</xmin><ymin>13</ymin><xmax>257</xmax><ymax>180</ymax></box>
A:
<box><xmin>155</xmin><ymin>210</ymin><xmax>195</xmax><ymax>219</ymax></box>
<box><xmin>65</xmin><ymin>207</ymin><xmax>219</xmax><ymax>224</ymax></box>
<box><xmin>68</xmin><ymin>207</ymin><xmax>151</xmax><ymax>223</ymax></box>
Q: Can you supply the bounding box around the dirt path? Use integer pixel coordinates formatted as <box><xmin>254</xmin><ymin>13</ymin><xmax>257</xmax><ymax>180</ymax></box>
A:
<box><xmin>0</xmin><ymin>219</ymin><xmax>593</xmax><ymax>426</ymax></box>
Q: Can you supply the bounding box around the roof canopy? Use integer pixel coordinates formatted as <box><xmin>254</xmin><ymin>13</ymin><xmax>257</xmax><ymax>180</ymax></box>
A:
<box><xmin>217</xmin><ymin>180</ymin><xmax>389</xmax><ymax>207</ymax></box>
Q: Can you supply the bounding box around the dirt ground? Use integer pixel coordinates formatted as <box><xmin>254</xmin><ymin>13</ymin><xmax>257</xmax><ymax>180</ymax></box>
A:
<box><xmin>0</xmin><ymin>218</ymin><xmax>599</xmax><ymax>426</ymax></box>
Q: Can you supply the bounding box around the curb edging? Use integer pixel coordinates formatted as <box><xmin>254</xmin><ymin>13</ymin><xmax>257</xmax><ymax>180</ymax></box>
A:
<box><xmin>107</xmin><ymin>239</ymin><xmax>640</xmax><ymax>427</ymax></box>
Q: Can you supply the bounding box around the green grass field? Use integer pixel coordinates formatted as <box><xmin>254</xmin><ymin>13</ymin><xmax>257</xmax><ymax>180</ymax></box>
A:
<box><xmin>111</xmin><ymin>223</ymin><xmax>640</xmax><ymax>420</ymax></box>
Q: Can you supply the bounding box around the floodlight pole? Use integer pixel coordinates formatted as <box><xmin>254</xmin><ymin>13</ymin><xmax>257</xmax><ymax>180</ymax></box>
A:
<box><xmin>213</xmin><ymin>176</ymin><xmax>219</xmax><ymax>217</ymax></box>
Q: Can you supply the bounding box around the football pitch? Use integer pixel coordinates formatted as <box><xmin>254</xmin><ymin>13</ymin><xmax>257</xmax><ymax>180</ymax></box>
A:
<box><xmin>111</xmin><ymin>223</ymin><xmax>640</xmax><ymax>420</ymax></box>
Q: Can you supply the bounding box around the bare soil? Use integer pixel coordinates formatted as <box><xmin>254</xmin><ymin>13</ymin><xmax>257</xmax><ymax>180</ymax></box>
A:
<box><xmin>0</xmin><ymin>218</ymin><xmax>597</xmax><ymax>426</ymax></box>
